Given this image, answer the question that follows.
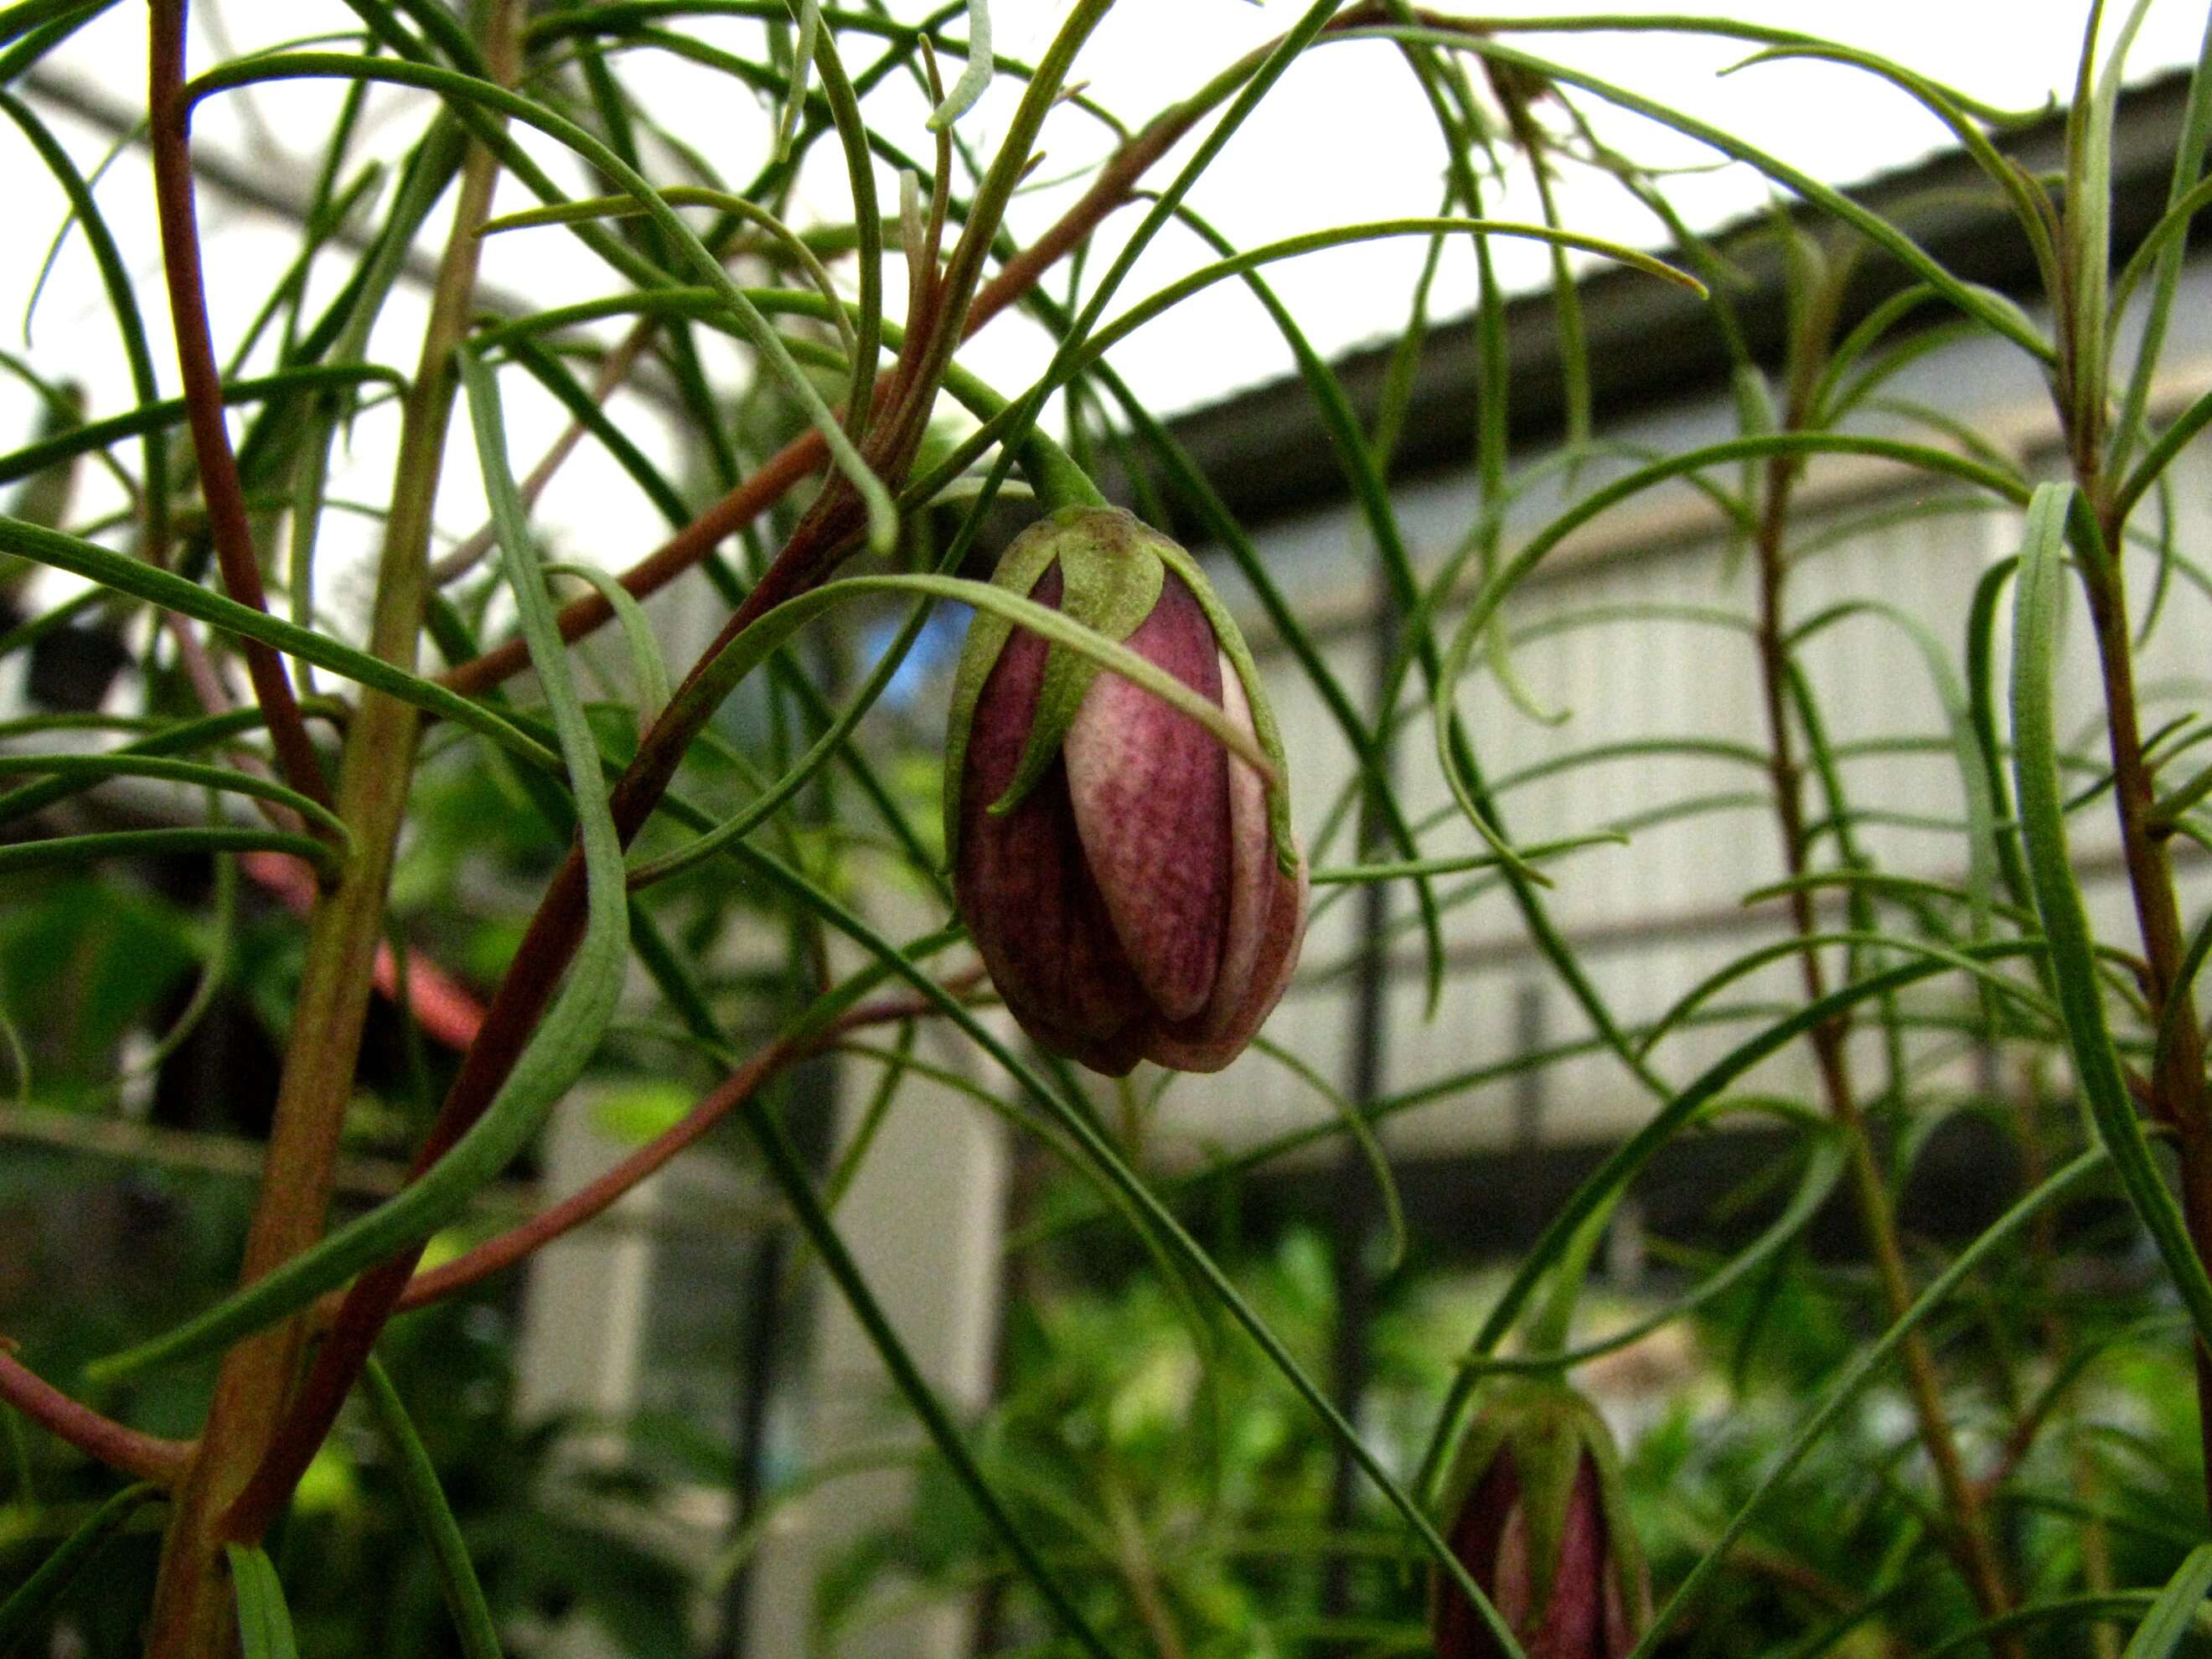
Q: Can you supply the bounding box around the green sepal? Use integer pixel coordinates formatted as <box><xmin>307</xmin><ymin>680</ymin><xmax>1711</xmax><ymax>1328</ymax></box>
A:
<box><xmin>941</xmin><ymin>514</ymin><xmax>1076</xmax><ymax>869</ymax></box>
<box><xmin>1148</xmin><ymin>535</ymin><xmax>1299</xmax><ymax>876</ymax></box>
<box><xmin>1434</xmin><ymin>1381</ymin><xmax>1647</xmax><ymax>1636</ymax></box>
<box><xmin>943</xmin><ymin>507</ymin><xmax>1295</xmax><ymax>871</ymax></box>
<box><xmin>989</xmin><ymin>514</ymin><xmax>1165</xmax><ymax>818</ymax></box>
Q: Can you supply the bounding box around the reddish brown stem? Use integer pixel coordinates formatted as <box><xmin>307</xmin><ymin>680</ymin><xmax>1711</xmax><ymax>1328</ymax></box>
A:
<box><xmin>227</xmin><ymin>519</ymin><xmax>852</xmax><ymax>1537</ymax></box>
<box><xmin>432</xmin><ymin>63</ymin><xmax>1206</xmax><ymax>701</ymax></box>
<box><xmin>436</xmin><ymin>429</ymin><xmax>829</xmax><ymax>697</ymax></box>
<box><xmin>391</xmin><ymin>979</ymin><xmax>964</xmax><ymax>1312</ymax></box>
<box><xmin>1750</xmin><ymin>428</ymin><xmax>2019</xmax><ymax>1645</ymax></box>
<box><xmin>402</xmin><ymin>1039</ymin><xmax>795</xmax><ymax>1309</ymax></box>
<box><xmin>0</xmin><ymin>1347</ymin><xmax>193</xmax><ymax>1484</ymax></box>
<box><xmin>147</xmin><ymin>0</ymin><xmax>330</xmax><ymax>812</ymax></box>
<box><xmin>2080</xmin><ymin>502</ymin><xmax>2212</xmax><ymax>1521</ymax></box>
<box><xmin>235</xmin><ymin>0</ymin><xmax>1309</xmax><ymax>1537</ymax></box>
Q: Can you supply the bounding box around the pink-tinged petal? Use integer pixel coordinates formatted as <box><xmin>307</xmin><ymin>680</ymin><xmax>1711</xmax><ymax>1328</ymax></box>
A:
<box><xmin>1145</xmin><ymin>661</ymin><xmax>1305</xmax><ymax>1071</ymax></box>
<box><xmin>1062</xmin><ymin>568</ymin><xmax>1229</xmax><ymax>1023</ymax></box>
<box><xmin>1530</xmin><ymin>1458</ymin><xmax>1609</xmax><ymax>1658</ymax></box>
<box><xmin>956</xmin><ymin>566</ymin><xmax>1151</xmax><ymax>1071</ymax></box>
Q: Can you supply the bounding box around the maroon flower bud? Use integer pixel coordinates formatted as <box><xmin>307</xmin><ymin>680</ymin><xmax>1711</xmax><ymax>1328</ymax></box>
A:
<box><xmin>1432</xmin><ymin>1383</ymin><xmax>1650</xmax><ymax>1659</ymax></box>
<box><xmin>943</xmin><ymin>507</ymin><xmax>1305</xmax><ymax>1077</ymax></box>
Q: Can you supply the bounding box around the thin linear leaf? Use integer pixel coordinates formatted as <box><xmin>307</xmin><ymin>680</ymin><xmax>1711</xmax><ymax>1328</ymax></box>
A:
<box><xmin>1627</xmin><ymin>1148</ymin><xmax>2111</xmax><ymax>1657</ymax></box>
<box><xmin>0</xmin><ymin>364</ymin><xmax>397</xmax><ymax>492</ymax></box>
<box><xmin>0</xmin><ymin>827</ymin><xmax>337</xmax><ymax>880</ymax></box>
<box><xmin>223</xmin><ymin>1544</ymin><xmax>298</xmax><ymax>1659</ymax></box>
<box><xmin>1472</xmin><ymin>1133</ymin><xmax>1848</xmax><ymax>1377</ymax></box>
<box><xmin>2009</xmin><ymin>480</ymin><xmax>2212</xmax><ymax>1351</ymax></box>
<box><xmin>724</xmin><ymin>839</ymin><xmax>1531</xmax><ymax>1659</ymax></box>
<box><xmin>0</xmin><ymin>699</ymin><xmax>346</xmax><ymax>830</ymax></box>
<box><xmin>1349</xmin><ymin>26</ymin><xmax>2049</xmax><ymax>359</ymax></box>
<box><xmin>0</xmin><ymin>753</ymin><xmax>350</xmax><ymax>843</ymax></box>
<box><xmin>0</xmin><ymin>1483</ymin><xmax>161</xmax><ymax>1656</ymax></box>
<box><xmin>361</xmin><ymin>1359</ymin><xmax>501</xmax><ymax>1659</ymax></box>
<box><xmin>632</xmin><ymin>568</ymin><xmax>1275</xmax><ymax>889</ymax></box>
<box><xmin>186</xmin><ymin>52</ymin><xmax>899</xmax><ymax>552</ymax></box>
<box><xmin>1252</xmin><ymin>1035</ymin><xmax>1408</xmax><ymax>1272</ymax></box>
<box><xmin>2121</xmin><ymin>1543</ymin><xmax>2212</xmax><ymax>1657</ymax></box>
<box><xmin>0</xmin><ymin>517</ymin><xmax>558</xmax><ymax>773</ymax></box>
<box><xmin>1416</xmin><ymin>939</ymin><xmax>2044</xmax><ymax>1501</ymax></box>
<box><xmin>543</xmin><ymin>562</ymin><xmax>669</xmax><ymax>734</ymax></box>
<box><xmin>2111</xmin><ymin>5</ymin><xmax>2212</xmax><ymax>473</ymax></box>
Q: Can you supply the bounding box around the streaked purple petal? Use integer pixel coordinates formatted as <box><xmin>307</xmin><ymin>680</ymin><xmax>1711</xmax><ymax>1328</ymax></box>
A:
<box><xmin>1531</xmin><ymin>1457</ymin><xmax>1609</xmax><ymax>1657</ymax></box>
<box><xmin>1146</xmin><ymin>659</ymin><xmax>1306</xmax><ymax>1071</ymax></box>
<box><xmin>1062</xmin><ymin>569</ymin><xmax>1228</xmax><ymax>1023</ymax></box>
<box><xmin>956</xmin><ymin>564</ymin><xmax>1151</xmax><ymax>1071</ymax></box>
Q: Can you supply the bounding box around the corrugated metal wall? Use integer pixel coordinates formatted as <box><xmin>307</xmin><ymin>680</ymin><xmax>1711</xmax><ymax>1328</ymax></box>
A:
<box><xmin>1154</xmin><ymin>402</ymin><xmax>2212</xmax><ymax>1168</ymax></box>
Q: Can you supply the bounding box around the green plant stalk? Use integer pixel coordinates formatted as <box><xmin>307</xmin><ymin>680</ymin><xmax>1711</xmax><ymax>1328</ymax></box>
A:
<box><xmin>202</xmin><ymin>0</ymin><xmax>1124</xmax><ymax>1589</ymax></box>
<box><xmin>1745</xmin><ymin>313</ymin><xmax>2019</xmax><ymax>1643</ymax></box>
<box><xmin>141</xmin><ymin>9</ymin><xmax>519</xmax><ymax>1655</ymax></box>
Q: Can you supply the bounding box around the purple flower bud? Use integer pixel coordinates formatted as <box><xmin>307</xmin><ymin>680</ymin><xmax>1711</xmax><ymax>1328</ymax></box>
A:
<box><xmin>1433</xmin><ymin>1385</ymin><xmax>1650</xmax><ymax>1659</ymax></box>
<box><xmin>945</xmin><ymin>509</ymin><xmax>1305</xmax><ymax>1077</ymax></box>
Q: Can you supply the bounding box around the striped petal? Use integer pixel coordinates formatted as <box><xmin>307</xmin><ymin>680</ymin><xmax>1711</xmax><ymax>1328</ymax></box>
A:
<box><xmin>1062</xmin><ymin>568</ymin><xmax>1229</xmax><ymax>1023</ymax></box>
<box><xmin>1146</xmin><ymin>658</ymin><xmax>1306</xmax><ymax>1072</ymax></box>
<box><xmin>954</xmin><ymin>565</ymin><xmax>1151</xmax><ymax>1072</ymax></box>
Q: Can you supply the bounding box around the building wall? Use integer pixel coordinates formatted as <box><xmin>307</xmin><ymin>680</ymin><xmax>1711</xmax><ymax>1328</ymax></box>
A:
<box><xmin>1156</xmin><ymin>273</ymin><xmax>2212</xmax><ymax>1170</ymax></box>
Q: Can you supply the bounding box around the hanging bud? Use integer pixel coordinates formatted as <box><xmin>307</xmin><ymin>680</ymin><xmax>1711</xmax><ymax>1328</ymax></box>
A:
<box><xmin>1432</xmin><ymin>1382</ymin><xmax>1651</xmax><ymax>1659</ymax></box>
<box><xmin>943</xmin><ymin>506</ymin><xmax>1305</xmax><ymax>1077</ymax></box>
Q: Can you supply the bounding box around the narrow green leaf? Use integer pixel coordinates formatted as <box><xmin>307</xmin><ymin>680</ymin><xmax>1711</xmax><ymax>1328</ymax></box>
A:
<box><xmin>0</xmin><ymin>87</ymin><xmax>169</xmax><ymax>556</ymax></box>
<box><xmin>0</xmin><ymin>752</ymin><xmax>350</xmax><ymax>843</ymax></box>
<box><xmin>0</xmin><ymin>517</ymin><xmax>558</xmax><ymax>774</ymax></box>
<box><xmin>186</xmin><ymin>52</ymin><xmax>899</xmax><ymax>552</ymax></box>
<box><xmin>1638</xmin><ymin>931</ymin><xmax>2055</xmax><ymax>1062</ymax></box>
<box><xmin>739</xmin><ymin>1092</ymin><xmax>1120</xmax><ymax>1659</ymax></box>
<box><xmin>725</xmin><ymin>838</ymin><xmax>1532</xmax><ymax>1659</ymax></box>
<box><xmin>926</xmin><ymin>0</ymin><xmax>993</xmax><ymax>129</ymax></box>
<box><xmin>2122</xmin><ymin>1543</ymin><xmax>2212</xmax><ymax>1656</ymax></box>
<box><xmin>362</xmin><ymin>1359</ymin><xmax>501</xmax><ymax>1659</ymax></box>
<box><xmin>1417</xmin><ymin>940</ymin><xmax>2045</xmax><ymax>1501</ymax></box>
<box><xmin>223</xmin><ymin>1543</ymin><xmax>299</xmax><ymax>1659</ymax></box>
<box><xmin>1252</xmin><ymin>1035</ymin><xmax>1408</xmax><ymax>1273</ymax></box>
<box><xmin>1921</xmin><ymin>1593</ymin><xmax>2174</xmax><ymax>1659</ymax></box>
<box><xmin>1628</xmin><ymin>1148</ymin><xmax>2111</xmax><ymax>1657</ymax></box>
<box><xmin>1472</xmin><ymin>1134</ymin><xmax>1848</xmax><ymax>1377</ymax></box>
<box><xmin>2111</xmin><ymin>3</ymin><xmax>2212</xmax><ymax>473</ymax></box>
<box><xmin>543</xmin><ymin>562</ymin><xmax>670</xmax><ymax>735</ymax></box>
<box><xmin>482</xmin><ymin>187</ymin><xmax>856</xmax><ymax>364</ymax></box>
<box><xmin>1309</xmin><ymin>835</ymin><xmax>1623</xmax><ymax>885</ymax></box>
<box><xmin>0</xmin><ymin>1483</ymin><xmax>161</xmax><ymax>1656</ymax></box>
<box><xmin>0</xmin><ymin>699</ymin><xmax>347</xmax><ymax>830</ymax></box>
<box><xmin>1355</xmin><ymin>28</ymin><xmax>2049</xmax><ymax>361</ymax></box>
<box><xmin>0</xmin><ymin>827</ymin><xmax>337</xmax><ymax>880</ymax></box>
<box><xmin>2009</xmin><ymin>480</ymin><xmax>2212</xmax><ymax>1351</ymax></box>
<box><xmin>0</xmin><ymin>364</ymin><xmax>396</xmax><ymax>493</ymax></box>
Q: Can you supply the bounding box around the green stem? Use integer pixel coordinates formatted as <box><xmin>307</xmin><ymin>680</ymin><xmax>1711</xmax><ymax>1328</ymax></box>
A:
<box><xmin>142</xmin><ymin>8</ymin><xmax>520</xmax><ymax>1655</ymax></box>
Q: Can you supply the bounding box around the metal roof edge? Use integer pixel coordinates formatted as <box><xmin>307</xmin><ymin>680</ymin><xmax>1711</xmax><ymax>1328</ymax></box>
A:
<box><xmin>1134</xmin><ymin>67</ymin><xmax>2200</xmax><ymax>536</ymax></box>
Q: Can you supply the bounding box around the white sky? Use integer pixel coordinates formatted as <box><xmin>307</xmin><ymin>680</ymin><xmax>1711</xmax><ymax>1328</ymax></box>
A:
<box><xmin>1</xmin><ymin>2</ymin><xmax>2205</xmax><ymax>604</ymax></box>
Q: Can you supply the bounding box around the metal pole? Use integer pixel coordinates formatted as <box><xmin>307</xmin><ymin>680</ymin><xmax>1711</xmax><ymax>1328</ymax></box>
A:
<box><xmin>1320</xmin><ymin>569</ymin><xmax>1398</xmax><ymax>1640</ymax></box>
